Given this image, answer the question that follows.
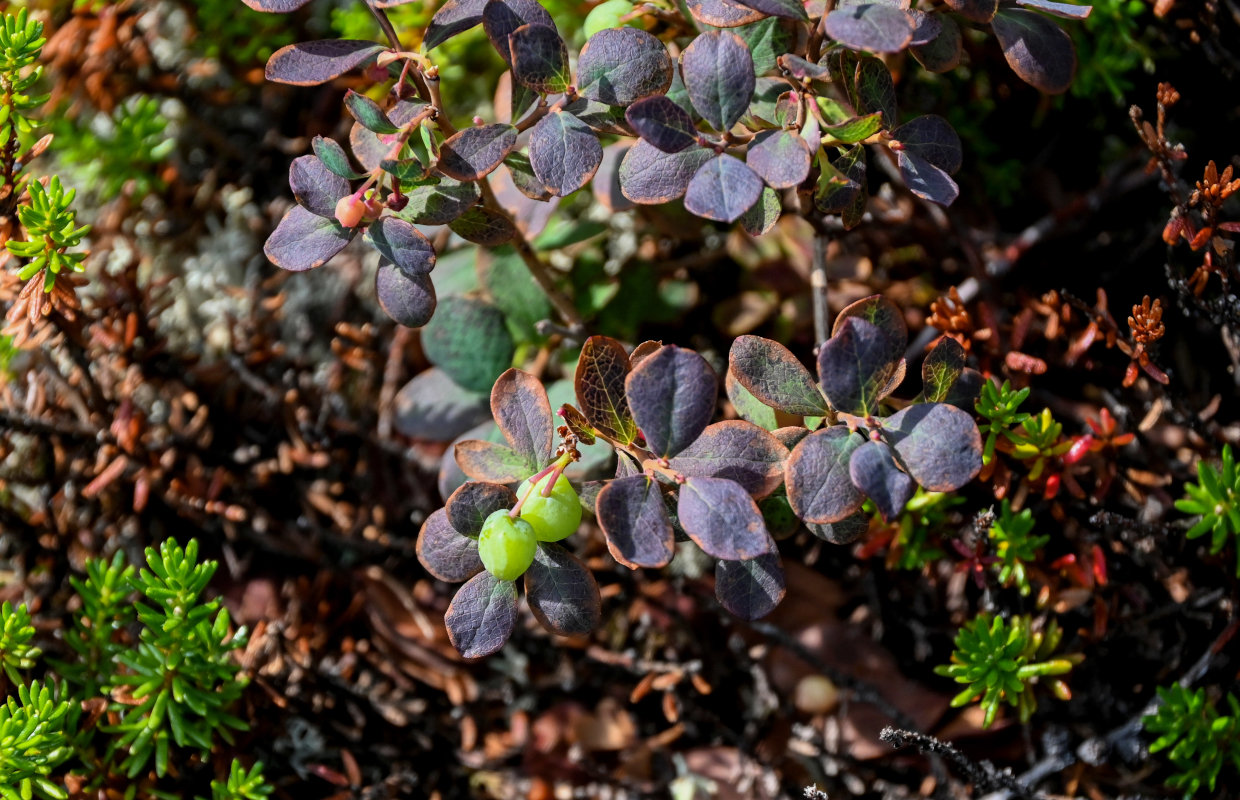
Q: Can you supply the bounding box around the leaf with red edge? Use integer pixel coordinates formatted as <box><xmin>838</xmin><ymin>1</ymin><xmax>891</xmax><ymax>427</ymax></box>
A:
<box><xmin>944</xmin><ymin>0</ymin><xmax>998</xmax><ymax>22</ymax></box>
<box><xmin>736</xmin><ymin>0</ymin><xmax>808</xmax><ymax>19</ymax></box>
<box><xmin>824</xmin><ymin>5</ymin><xmax>914</xmax><ymax>53</ymax></box>
<box><xmin>681</xmin><ymin>30</ymin><xmax>755</xmax><ymax>132</ymax></box>
<box><xmin>424</xmin><ymin>0</ymin><xmax>488</xmax><ymax>51</ymax></box>
<box><xmin>446</xmin><ymin>482</ymin><xmax>518</xmax><ymax>537</ymax></box>
<box><xmin>625</xmin><ymin>95</ymin><xmax>700</xmax><ymax>154</ymax></box>
<box><xmin>577</xmin><ymin>28</ymin><xmax>673</xmax><ymax>106</ymax></box>
<box><xmin>437</xmin><ymin>124</ymin><xmax>518</xmax><ymax>181</ymax></box>
<box><xmin>528</xmin><ymin>112</ymin><xmax>603</xmax><ymax>196</ymax></box>
<box><xmin>729</xmin><ymin>335</ymin><xmax>829</xmax><ymax>416</ymax></box>
<box><xmin>716</xmin><ymin>553</ymin><xmax>786</xmax><ymax>620</ymax></box>
<box><xmin>849</xmin><ymin>440</ymin><xmax>915</xmax><ymax>520</ymax></box>
<box><xmin>746</xmin><ymin>129</ymin><xmax>812</xmax><ymax>189</ymax></box>
<box><xmin>1014</xmin><ymin>0</ymin><xmax>1092</xmax><ymax>19</ymax></box>
<box><xmin>445</xmin><ymin>571</ymin><xmax>519</xmax><ymax>658</ymax></box>
<box><xmin>684</xmin><ymin>154</ymin><xmax>763</xmax><ymax>223</ymax></box>
<box><xmin>491</xmin><ymin>368</ymin><xmax>555</xmax><ymax>471</ymax></box>
<box><xmin>243</xmin><ymin>0</ymin><xmax>313</xmax><ymax>10</ymax></box>
<box><xmin>919</xmin><ymin>336</ymin><xmax>966</xmax><ymax>403</ymax></box>
<box><xmin>455</xmin><ymin>439</ymin><xmax>536</xmax><ymax>483</ymax></box>
<box><xmin>806</xmin><ymin>511</ymin><xmax>869</xmax><ymax>544</ymax></box>
<box><xmin>558</xmin><ymin>403</ymin><xmax>597</xmax><ymax>445</ymax></box>
<box><xmin>991</xmin><ymin>8</ymin><xmax>1077</xmax><ymax>94</ymax></box>
<box><xmin>908</xmin><ymin>10</ymin><xmax>942</xmax><ymax>45</ymax></box>
<box><xmin>575</xmin><ymin>336</ymin><xmax>639</xmax><ymax>445</ymax></box>
<box><xmin>784</xmin><ymin>426</ymin><xmax>866</xmax><ymax>523</ymax></box>
<box><xmin>510</xmin><ymin>24</ymin><xmax>570</xmax><ymax>92</ymax></box>
<box><xmin>686</xmin><ymin>0</ymin><xmax>765</xmax><ymax>27</ymax></box>
<box><xmin>910</xmin><ymin>13</ymin><xmax>962</xmax><ymax>72</ymax></box>
<box><xmin>669</xmin><ymin>421</ymin><xmax>787</xmax><ymax>499</ymax></box>
<box><xmin>417</xmin><ymin>508</ymin><xmax>483</xmax><ymax>582</ymax></box>
<box><xmin>376</xmin><ymin>261</ymin><xmax>436</xmax><ymax>327</ymax></box>
<box><xmin>366</xmin><ymin>216</ymin><xmax>437</xmax><ymax>275</ymax></box>
<box><xmin>897</xmin><ymin>150</ymin><xmax>959</xmax><ymax>206</ymax></box>
<box><xmin>618</xmin><ymin>140</ymin><xmax>713</xmax><ymax>204</ymax></box>
<box><xmin>624</xmin><ymin>345</ymin><xmax>717</xmax><ymax>459</ymax></box>
<box><xmin>882</xmin><ymin>402</ymin><xmax>982</xmax><ymax>492</ymax></box>
<box><xmin>678</xmin><ymin>476</ymin><xmax>774</xmax><ymax>560</ymax></box>
<box><xmin>483</xmin><ymin>0</ymin><xmax>556</xmax><ymax>65</ymax></box>
<box><xmin>891</xmin><ymin>115</ymin><xmax>961</xmax><ymax>174</ymax></box>
<box><xmin>596</xmin><ymin>474</ymin><xmax>675</xmax><ymax>568</ymax></box>
<box><xmin>265</xmin><ymin>40</ymin><xmax>387</xmax><ymax>86</ymax></box>
<box><xmin>817</xmin><ymin>317</ymin><xmax>904</xmax><ymax>414</ymax></box>
<box><xmin>289</xmin><ymin>155</ymin><xmax>349</xmax><ymax>218</ymax></box>
<box><xmin>524</xmin><ymin>543</ymin><xmax>602</xmax><ymax>636</ymax></box>
<box><xmin>832</xmin><ymin>294</ymin><xmax>907</xmax><ymax>352</ymax></box>
<box><xmin>265</xmin><ymin>205</ymin><xmax>355</xmax><ymax>272</ymax></box>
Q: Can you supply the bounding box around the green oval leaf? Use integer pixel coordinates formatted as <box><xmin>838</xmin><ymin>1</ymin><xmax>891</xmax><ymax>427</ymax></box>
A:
<box><xmin>312</xmin><ymin>136</ymin><xmax>365</xmax><ymax>180</ymax></box>
<box><xmin>345</xmin><ymin>89</ymin><xmax>399</xmax><ymax>134</ymax></box>
<box><xmin>422</xmin><ymin>296</ymin><xmax>515</xmax><ymax>393</ymax></box>
<box><xmin>739</xmin><ymin>186</ymin><xmax>781</xmax><ymax>236</ymax></box>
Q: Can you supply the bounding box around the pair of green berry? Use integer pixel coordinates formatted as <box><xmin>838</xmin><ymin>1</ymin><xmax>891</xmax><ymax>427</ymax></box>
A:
<box><xmin>478</xmin><ymin>472</ymin><xmax>582</xmax><ymax>581</ymax></box>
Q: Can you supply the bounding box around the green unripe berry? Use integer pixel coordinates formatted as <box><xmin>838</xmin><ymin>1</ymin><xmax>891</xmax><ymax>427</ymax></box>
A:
<box><xmin>478</xmin><ymin>509</ymin><xmax>537</xmax><ymax>581</ymax></box>
<box><xmin>584</xmin><ymin>0</ymin><xmax>638</xmax><ymax>39</ymax></box>
<box><xmin>516</xmin><ymin>472</ymin><xmax>582</xmax><ymax>542</ymax></box>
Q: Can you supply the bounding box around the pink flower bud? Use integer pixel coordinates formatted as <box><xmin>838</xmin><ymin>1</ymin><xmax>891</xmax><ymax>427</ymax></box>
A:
<box><xmin>335</xmin><ymin>195</ymin><xmax>365</xmax><ymax>228</ymax></box>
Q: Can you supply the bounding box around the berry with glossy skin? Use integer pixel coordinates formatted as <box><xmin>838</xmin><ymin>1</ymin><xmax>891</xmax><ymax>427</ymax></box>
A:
<box><xmin>517</xmin><ymin>472</ymin><xmax>582</xmax><ymax>542</ymax></box>
<box><xmin>478</xmin><ymin>509</ymin><xmax>537</xmax><ymax>581</ymax></box>
<box><xmin>335</xmin><ymin>194</ymin><xmax>365</xmax><ymax>228</ymax></box>
<box><xmin>583</xmin><ymin>0</ymin><xmax>637</xmax><ymax>38</ymax></box>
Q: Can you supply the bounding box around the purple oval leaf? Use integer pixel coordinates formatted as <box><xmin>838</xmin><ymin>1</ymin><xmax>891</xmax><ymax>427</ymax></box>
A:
<box><xmin>376</xmin><ymin>260</ymin><xmax>437</xmax><ymax>327</ymax></box>
<box><xmin>446</xmin><ymin>481</ymin><xmax>519</xmax><ymax>537</ymax></box>
<box><xmin>686</xmin><ymin>0</ymin><xmax>765</xmax><ymax>27</ymax></box>
<box><xmin>266</xmin><ymin>40</ymin><xmax>387</xmax><ymax>86</ymax></box>
<box><xmin>394</xmin><ymin>367</ymin><xmax>490</xmax><ymax>441</ymax></box>
<box><xmin>944</xmin><ymin>0</ymin><xmax>998</xmax><ymax>23</ymax></box>
<box><xmin>684</xmin><ymin>154</ymin><xmax>763</xmax><ymax>223</ymax></box>
<box><xmin>729</xmin><ymin>335</ymin><xmax>828</xmax><ymax>416</ymax></box>
<box><xmin>669</xmin><ymin>420</ymin><xmax>787</xmax><ymax>499</ymax></box>
<box><xmin>746</xmin><ymin>129</ymin><xmax>812</xmax><ymax>189</ymax></box>
<box><xmin>817</xmin><ymin>316</ymin><xmax>904</xmax><ymax>415</ymax></box>
<box><xmin>1014</xmin><ymin>0</ymin><xmax>1092</xmax><ymax>20</ymax></box>
<box><xmin>510</xmin><ymin>24</ymin><xmax>570</xmax><ymax>93</ymax></box>
<box><xmin>618</xmin><ymin>140</ymin><xmax>714</xmax><ymax>204</ymax></box>
<box><xmin>678</xmin><ymin>476</ymin><xmax>774</xmax><ymax>561</ymax></box>
<box><xmin>524</xmin><ymin>543</ymin><xmax>602</xmax><ymax>636</ymax></box>
<box><xmin>910</xmin><ymin>13</ymin><xmax>962</xmax><ymax>72</ymax></box>
<box><xmin>455</xmin><ymin>439</ymin><xmax>536</xmax><ymax>483</ymax></box>
<box><xmin>832</xmin><ymin>294</ymin><xmax>907</xmax><ymax>353</ymax></box>
<box><xmin>849</xmin><ymin>440</ymin><xmax>915</xmax><ymax>520</ymax></box>
<box><xmin>806</xmin><ymin>511</ymin><xmax>870</xmax><ymax>544</ymax></box>
<box><xmin>824</xmin><ymin>5</ymin><xmax>914</xmax><ymax>53</ymax></box>
<box><xmin>735</xmin><ymin>0</ymin><xmax>808</xmax><ymax>20</ymax></box>
<box><xmin>716</xmin><ymin>553</ymin><xmax>786</xmax><ymax>620</ymax></box>
<box><xmin>891</xmin><ymin>114</ymin><xmax>961</xmax><ymax>175</ymax></box>
<box><xmin>907</xmin><ymin>10</ymin><xmax>942</xmax><ymax>45</ymax></box>
<box><xmin>417</xmin><ymin>508</ymin><xmax>482</xmax><ymax>582</ymax></box>
<box><xmin>897</xmin><ymin>150</ymin><xmax>959</xmax><ymax>206</ymax></box>
<box><xmin>243</xmin><ymin>0</ymin><xmax>313</xmax><ymax>10</ymax></box>
<box><xmin>625</xmin><ymin>94</ymin><xmax>700</xmax><ymax>154</ymax></box>
<box><xmin>625</xmin><ymin>345</ymin><xmax>717</xmax><ymax>459</ymax></box>
<box><xmin>577</xmin><ymin>28</ymin><xmax>673</xmax><ymax>106</ymax></box>
<box><xmin>424</xmin><ymin>0</ymin><xmax>488</xmax><ymax>51</ymax></box>
<box><xmin>681</xmin><ymin>30</ymin><xmax>755</xmax><ymax>132</ymax></box>
<box><xmin>289</xmin><ymin>155</ymin><xmax>349</xmax><ymax>218</ymax></box>
<box><xmin>491</xmin><ymin>368</ymin><xmax>555</xmax><ymax>471</ymax></box>
<box><xmin>445</xmin><ymin>571</ymin><xmax>519</xmax><ymax>658</ymax></box>
<box><xmin>882</xmin><ymin>402</ymin><xmax>982</xmax><ymax>492</ymax></box>
<box><xmin>991</xmin><ymin>8</ymin><xmax>1077</xmax><ymax>94</ymax></box>
<box><xmin>528</xmin><ymin>112</ymin><xmax>603</xmax><ymax>196</ymax></box>
<box><xmin>483</xmin><ymin>0</ymin><xmax>556</xmax><ymax>65</ymax></box>
<box><xmin>437</xmin><ymin>124</ymin><xmax>518</xmax><ymax>181</ymax></box>
<box><xmin>366</xmin><ymin>216</ymin><xmax>437</xmax><ymax>275</ymax></box>
<box><xmin>265</xmin><ymin>205</ymin><xmax>355</xmax><ymax>272</ymax></box>
<box><xmin>597</xmin><ymin>474</ymin><xmax>676</xmax><ymax>568</ymax></box>
<box><xmin>784</xmin><ymin>426</ymin><xmax>866</xmax><ymax>523</ymax></box>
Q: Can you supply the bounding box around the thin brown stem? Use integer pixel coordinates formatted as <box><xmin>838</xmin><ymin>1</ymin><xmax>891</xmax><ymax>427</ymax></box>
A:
<box><xmin>368</xmin><ymin>4</ymin><xmax>402</xmax><ymax>52</ymax></box>
<box><xmin>811</xmin><ymin>229</ymin><xmax>830</xmax><ymax>347</ymax></box>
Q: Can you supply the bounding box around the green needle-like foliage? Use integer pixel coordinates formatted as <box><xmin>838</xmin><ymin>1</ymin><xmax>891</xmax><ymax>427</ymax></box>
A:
<box><xmin>1008</xmin><ymin>408</ymin><xmax>1072</xmax><ymax>481</ymax></box>
<box><xmin>106</xmin><ymin>539</ymin><xmax>249</xmax><ymax>778</ymax></box>
<box><xmin>52</xmin><ymin>95</ymin><xmax>175</xmax><ymax>201</ymax></box>
<box><xmin>0</xmin><ymin>601</ymin><xmax>40</xmax><ymax>686</ymax></box>
<box><xmin>0</xmin><ymin>681</ymin><xmax>71</xmax><ymax>800</ymax></box>
<box><xmin>1143</xmin><ymin>684</ymin><xmax>1240</xmax><ymax>798</ymax></box>
<box><xmin>989</xmin><ymin>501</ymin><xmax>1048</xmax><ymax>596</ymax></box>
<box><xmin>57</xmin><ymin>551</ymin><xmax>135</xmax><ymax>697</ymax></box>
<box><xmin>0</xmin><ymin>8</ymin><xmax>49</xmax><ymax>148</ymax></box>
<box><xmin>975</xmin><ymin>380</ymin><xmax>1031</xmax><ymax>464</ymax></box>
<box><xmin>1175</xmin><ymin>445</ymin><xmax>1240</xmax><ymax>576</ymax></box>
<box><xmin>210</xmin><ymin>759</ymin><xmax>273</xmax><ymax>800</ymax></box>
<box><xmin>936</xmin><ymin>613</ymin><xmax>1079</xmax><ymax>728</ymax></box>
<box><xmin>5</xmin><ymin>177</ymin><xmax>91</xmax><ymax>285</ymax></box>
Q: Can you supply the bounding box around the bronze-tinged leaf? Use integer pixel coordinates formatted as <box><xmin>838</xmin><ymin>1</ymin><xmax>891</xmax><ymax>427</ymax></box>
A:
<box><xmin>265</xmin><ymin>40</ymin><xmax>387</xmax><ymax>86</ymax></box>
<box><xmin>1013</xmin><ymin>0</ymin><xmax>1092</xmax><ymax>20</ymax></box>
<box><xmin>881</xmin><ymin>402</ymin><xmax>982</xmax><ymax>492</ymax></box>
<box><xmin>375</xmin><ymin>260</ymin><xmax>436</xmax><ymax>328</ymax></box>
<box><xmin>577</xmin><ymin>27</ymin><xmax>674</xmax><ymax>106</ymax></box>
<box><xmin>618</xmin><ymin>140</ymin><xmax>714</xmax><ymax>205</ymax></box>
<box><xmin>910</xmin><ymin>12</ymin><xmax>962</xmax><ymax>72</ymax></box>
<box><xmin>746</xmin><ymin>129</ymin><xmax>812</xmax><ymax>190</ymax></box>
<box><xmin>424</xmin><ymin>0</ymin><xmax>488</xmax><ymax>51</ymax></box>
<box><xmin>264</xmin><ymin>205</ymin><xmax>355</xmax><ymax>272</ymax></box>
<box><xmin>680</xmin><ymin>30</ymin><xmax>755</xmax><ymax>132</ymax></box>
<box><xmin>669</xmin><ymin>421</ymin><xmax>787</xmax><ymax>499</ymax></box>
<box><xmin>446</xmin><ymin>481</ymin><xmax>518</xmax><ymax>537</ymax></box>
<box><xmin>509</xmin><ymin>23</ymin><xmax>570</xmax><ymax>93</ymax></box>
<box><xmin>735</xmin><ymin>0</ymin><xmax>808</xmax><ymax>20</ymax></box>
<box><xmin>685</xmin><ymin>0</ymin><xmax>765</xmax><ymax>27</ymax></box>
<box><xmin>528</xmin><ymin>111</ymin><xmax>603</xmax><ymax>196</ymax></box>
<box><xmin>455</xmin><ymin>439</ymin><xmax>538</xmax><ymax>483</ymax></box>
<box><xmin>558</xmin><ymin>404</ymin><xmax>597</xmax><ymax>445</ymax></box>
<box><xmin>991</xmin><ymin>8</ymin><xmax>1077</xmax><ymax>94</ymax></box>
<box><xmin>444</xmin><ymin>571</ymin><xmax>519</xmax><ymax>658</ymax></box>
<box><xmin>624</xmin><ymin>345</ymin><xmax>717</xmax><ymax>459</ymax></box>
<box><xmin>944</xmin><ymin>0</ymin><xmax>998</xmax><ymax>23</ymax></box>
<box><xmin>678</xmin><ymin>476</ymin><xmax>774</xmax><ymax>561</ymax></box>
<box><xmin>243</xmin><ymin>0</ymin><xmax>314</xmax><ymax>10</ymax></box>
<box><xmin>524</xmin><ymin>543</ymin><xmax>602</xmax><ymax>636</ymax></box>
<box><xmin>919</xmin><ymin>336</ymin><xmax>965</xmax><ymax>403</ymax></box>
<box><xmin>596</xmin><ymin>474</ymin><xmax>675</xmax><ymax>568</ymax></box>
<box><xmin>832</xmin><ymin>294</ymin><xmax>907</xmax><ymax>352</ymax></box>
<box><xmin>491</xmin><ymin>368</ymin><xmax>555</xmax><ymax>471</ymax></box>
<box><xmin>890</xmin><ymin>115</ymin><xmax>962</xmax><ymax>175</ymax></box>
<box><xmin>784</xmin><ymin>426</ymin><xmax>866</xmax><ymax>523</ymax></box>
<box><xmin>729</xmin><ymin>335</ymin><xmax>828</xmax><ymax>416</ymax></box>
<box><xmin>574</xmin><ymin>336</ymin><xmax>639</xmax><ymax>445</ymax></box>
<box><xmin>817</xmin><ymin>316</ymin><xmax>904</xmax><ymax>415</ymax></box>
<box><xmin>630</xmin><ymin>340</ymin><xmax>665</xmax><ymax>367</ymax></box>
<box><xmin>437</xmin><ymin>124</ymin><xmax>519</xmax><ymax>181</ymax></box>
<box><xmin>417</xmin><ymin>508</ymin><xmax>483</xmax><ymax>582</ymax></box>
<box><xmin>625</xmin><ymin>94</ymin><xmax>700</xmax><ymax>154</ymax></box>
<box><xmin>806</xmin><ymin>511</ymin><xmax>870</xmax><ymax>544</ymax></box>
<box><xmin>482</xmin><ymin>0</ymin><xmax>556</xmax><ymax>65</ymax></box>
<box><xmin>289</xmin><ymin>155</ymin><xmax>349</xmax><ymax>217</ymax></box>
<box><xmin>772</xmin><ymin>426</ymin><xmax>810</xmax><ymax>449</ymax></box>
<box><xmin>716</xmin><ymin>553</ymin><xmax>786</xmax><ymax>620</ymax></box>
<box><xmin>848</xmin><ymin>440</ymin><xmax>915</xmax><ymax>520</ymax></box>
<box><xmin>823</xmin><ymin>5</ymin><xmax>915</xmax><ymax>54</ymax></box>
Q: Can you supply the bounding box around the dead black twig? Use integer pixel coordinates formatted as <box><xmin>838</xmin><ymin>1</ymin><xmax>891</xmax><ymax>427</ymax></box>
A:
<box><xmin>880</xmin><ymin>727</ymin><xmax>1038</xmax><ymax>800</ymax></box>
